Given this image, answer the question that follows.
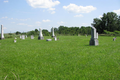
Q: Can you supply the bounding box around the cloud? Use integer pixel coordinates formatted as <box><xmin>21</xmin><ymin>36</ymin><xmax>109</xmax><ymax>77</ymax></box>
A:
<box><xmin>4</xmin><ymin>0</ymin><xmax>8</xmax><ymax>3</ymax></box>
<box><xmin>51</xmin><ymin>11</ymin><xmax>56</xmax><ymax>14</ymax></box>
<box><xmin>99</xmin><ymin>15</ymin><xmax>102</xmax><ymax>18</ymax></box>
<box><xmin>74</xmin><ymin>14</ymin><xmax>83</xmax><ymax>17</ymax></box>
<box><xmin>17</xmin><ymin>23</ymin><xmax>33</xmax><ymax>27</ymax></box>
<box><xmin>2</xmin><ymin>16</ymin><xmax>8</xmax><ymax>19</ymax></box>
<box><xmin>20</xmin><ymin>18</ymin><xmax>30</xmax><ymax>21</ymax></box>
<box><xmin>80</xmin><ymin>23</ymin><xmax>91</xmax><ymax>26</ymax></box>
<box><xmin>36</xmin><ymin>21</ymin><xmax>41</xmax><ymax>24</ymax></box>
<box><xmin>63</xmin><ymin>3</ymin><xmax>96</xmax><ymax>13</ymax></box>
<box><xmin>42</xmin><ymin>19</ymin><xmax>50</xmax><ymax>22</ymax></box>
<box><xmin>26</xmin><ymin>0</ymin><xmax>60</xmax><ymax>14</ymax></box>
<box><xmin>26</xmin><ymin>0</ymin><xmax>60</xmax><ymax>13</ymax></box>
<box><xmin>17</xmin><ymin>23</ymin><xmax>27</xmax><ymax>25</ymax></box>
<box><xmin>113</xmin><ymin>9</ymin><xmax>120</xmax><ymax>15</ymax></box>
<box><xmin>57</xmin><ymin>21</ymin><xmax>64</xmax><ymax>25</ymax></box>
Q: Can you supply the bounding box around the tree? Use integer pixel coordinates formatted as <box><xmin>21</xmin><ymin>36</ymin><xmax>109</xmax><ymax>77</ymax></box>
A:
<box><xmin>42</xmin><ymin>29</ymin><xmax>49</xmax><ymax>36</ymax></box>
<box><xmin>16</xmin><ymin>31</ymin><xmax>21</xmax><ymax>35</ymax></box>
<box><xmin>92</xmin><ymin>12</ymin><xmax>120</xmax><ymax>33</ymax></box>
<box><xmin>35</xmin><ymin>29</ymin><xmax>38</xmax><ymax>32</ymax></box>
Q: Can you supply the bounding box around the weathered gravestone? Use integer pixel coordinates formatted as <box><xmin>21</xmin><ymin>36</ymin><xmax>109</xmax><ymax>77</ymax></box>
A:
<box><xmin>54</xmin><ymin>36</ymin><xmax>57</xmax><ymax>41</ymax></box>
<box><xmin>51</xmin><ymin>27</ymin><xmax>55</xmax><ymax>38</ymax></box>
<box><xmin>20</xmin><ymin>35</ymin><xmax>21</xmax><ymax>39</ymax></box>
<box><xmin>46</xmin><ymin>39</ymin><xmax>52</xmax><ymax>41</ymax></box>
<box><xmin>14</xmin><ymin>40</ymin><xmax>17</xmax><ymax>43</ymax></box>
<box><xmin>89</xmin><ymin>27</ymin><xmax>99</xmax><ymax>46</ymax></box>
<box><xmin>31</xmin><ymin>35</ymin><xmax>34</xmax><ymax>39</ymax></box>
<box><xmin>21</xmin><ymin>35</ymin><xmax>25</xmax><ymax>40</ymax></box>
<box><xmin>38</xmin><ymin>28</ymin><xmax>44</xmax><ymax>40</ymax></box>
<box><xmin>1</xmin><ymin>25</ymin><xmax>5</xmax><ymax>39</ymax></box>
<box><xmin>26</xmin><ymin>35</ymin><xmax>27</xmax><ymax>38</ymax></box>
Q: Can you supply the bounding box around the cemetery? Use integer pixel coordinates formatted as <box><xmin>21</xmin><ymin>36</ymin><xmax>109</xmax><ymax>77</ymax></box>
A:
<box><xmin>0</xmin><ymin>24</ymin><xmax>120</xmax><ymax>80</ymax></box>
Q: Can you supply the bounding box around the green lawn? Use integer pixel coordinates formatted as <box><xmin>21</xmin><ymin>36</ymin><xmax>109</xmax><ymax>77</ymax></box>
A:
<box><xmin>0</xmin><ymin>36</ymin><xmax>120</xmax><ymax>80</ymax></box>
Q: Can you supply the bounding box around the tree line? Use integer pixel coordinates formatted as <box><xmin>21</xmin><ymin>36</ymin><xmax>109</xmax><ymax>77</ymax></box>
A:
<box><xmin>15</xmin><ymin>26</ymin><xmax>91</xmax><ymax>36</ymax></box>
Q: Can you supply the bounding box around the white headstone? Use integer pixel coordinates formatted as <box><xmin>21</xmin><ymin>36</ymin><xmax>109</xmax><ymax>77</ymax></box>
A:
<box><xmin>31</xmin><ymin>35</ymin><xmax>34</xmax><ymax>39</ymax></box>
<box><xmin>20</xmin><ymin>35</ymin><xmax>21</xmax><ymax>39</ymax></box>
<box><xmin>26</xmin><ymin>35</ymin><xmax>27</xmax><ymax>38</ymax></box>
<box><xmin>15</xmin><ymin>37</ymin><xmax>17</xmax><ymax>39</ymax></box>
<box><xmin>38</xmin><ymin>28</ymin><xmax>44</xmax><ymax>40</ymax></box>
<box><xmin>54</xmin><ymin>37</ymin><xmax>57</xmax><ymax>41</ymax></box>
<box><xmin>1</xmin><ymin>25</ymin><xmax>4</xmax><ymax>39</ymax></box>
<box><xmin>52</xmin><ymin>27</ymin><xmax>55</xmax><ymax>37</ymax></box>
<box><xmin>14</xmin><ymin>40</ymin><xmax>16</xmax><ymax>43</ymax></box>
<box><xmin>21</xmin><ymin>35</ymin><xmax>25</xmax><ymax>39</ymax></box>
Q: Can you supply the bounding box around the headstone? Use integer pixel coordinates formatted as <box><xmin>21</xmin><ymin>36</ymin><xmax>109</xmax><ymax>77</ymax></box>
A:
<box><xmin>38</xmin><ymin>28</ymin><xmax>44</xmax><ymax>40</ymax></box>
<box><xmin>51</xmin><ymin>27</ymin><xmax>55</xmax><ymax>37</ymax></box>
<box><xmin>46</xmin><ymin>39</ymin><xmax>52</xmax><ymax>41</ymax></box>
<box><xmin>21</xmin><ymin>35</ymin><xmax>25</xmax><ymax>39</ymax></box>
<box><xmin>54</xmin><ymin>36</ymin><xmax>57</xmax><ymax>41</ymax></box>
<box><xmin>20</xmin><ymin>35</ymin><xmax>21</xmax><ymax>39</ymax></box>
<box><xmin>26</xmin><ymin>35</ymin><xmax>27</xmax><ymax>38</ymax></box>
<box><xmin>113</xmin><ymin>37</ymin><xmax>116</xmax><ymax>41</ymax></box>
<box><xmin>86</xmin><ymin>34</ymin><xmax>87</xmax><ymax>37</ymax></box>
<box><xmin>1</xmin><ymin>25</ymin><xmax>5</xmax><ymax>39</ymax></box>
<box><xmin>14</xmin><ymin>40</ymin><xmax>16</xmax><ymax>43</ymax></box>
<box><xmin>89</xmin><ymin>27</ymin><xmax>99</xmax><ymax>46</ymax></box>
<box><xmin>15</xmin><ymin>37</ymin><xmax>17</xmax><ymax>39</ymax></box>
<box><xmin>31</xmin><ymin>35</ymin><xmax>34</xmax><ymax>39</ymax></box>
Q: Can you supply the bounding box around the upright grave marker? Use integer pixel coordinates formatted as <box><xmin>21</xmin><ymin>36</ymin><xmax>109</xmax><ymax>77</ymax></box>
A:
<box><xmin>51</xmin><ymin>27</ymin><xmax>55</xmax><ymax>37</ymax></box>
<box><xmin>89</xmin><ymin>27</ymin><xmax>99</xmax><ymax>46</ymax></box>
<box><xmin>31</xmin><ymin>35</ymin><xmax>34</xmax><ymax>39</ymax></box>
<box><xmin>38</xmin><ymin>28</ymin><xmax>44</xmax><ymax>40</ymax></box>
<box><xmin>1</xmin><ymin>25</ymin><xmax>4</xmax><ymax>39</ymax></box>
<box><xmin>21</xmin><ymin>35</ymin><xmax>25</xmax><ymax>40</ymax></box>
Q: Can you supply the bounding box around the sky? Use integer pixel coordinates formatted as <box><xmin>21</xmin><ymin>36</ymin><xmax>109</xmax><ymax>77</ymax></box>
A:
<box><xmin>0</xmin><ymin>0</ymin><xmax>120</xmax><ymax>33</ymax></box>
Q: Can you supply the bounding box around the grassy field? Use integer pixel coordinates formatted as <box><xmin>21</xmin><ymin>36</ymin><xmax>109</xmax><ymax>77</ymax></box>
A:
<box><xmin>0</xmin><ymin>36</ymin><xmax>120</xmax><ymax>80</ymax></box>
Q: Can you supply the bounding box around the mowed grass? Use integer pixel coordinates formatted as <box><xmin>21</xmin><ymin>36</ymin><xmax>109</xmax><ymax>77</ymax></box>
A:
<box><xmin>0</xmin><ymin>36</ymin><xmax>120</xmax><ymax>80</ymax></box>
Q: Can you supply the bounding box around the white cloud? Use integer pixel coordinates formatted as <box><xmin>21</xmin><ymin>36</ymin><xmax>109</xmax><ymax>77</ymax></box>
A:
<box><xmin>80</xmin><ymin>23</ymin><xmax>91</xmax><ymax>26</ymax></box>
<box><xmin>42</xmin><ymin>19</ymin><xmax>50</xmax><ymax>22</ymax></box>
<box><xmin>57</xmin><ymin>21</ymin><xmax>64</xmax><ymax>25</ymax></box>
<box><xmin>17</xmin><ymin>23</ymin><xmax>27</xmax><ymax>25</ymax></box>
<box><xmin>36</xmin><ymin>21</ymin><xmax>41</xmax><ymax>24</ymax></box>
<box><xmin>17</xmin><ymin>23</ymin><xmax>33</xmax><ymax>27</ymax></box>
<box><xmin>2</xmin><ymin>16</ymin><xmax>8</xmax><ymax>19</ymax></box>
<box><xmin>20</xmin><ymin>18</ymin><xmax>30</xmax><ymax>21</ymax></box>
<box><xmin>99</xmin><ymin>15</ymin><xmax>102</xmax><ymax>18</ymax></box>
<box><xmin>113</xmin><ymin>9</ymin><xmax>120</xmax><ymax>15</ymax></box>
<box><xmin>51</xmin><ymin>11</ymin><xmax>56</xmax><ymax>14</ymax></box>
<box><xmin>74</xmin><ymin>14</ymin><xmax>83</xmax><ymax>17</ymax></box>
<box><xmin>4</xmin><ymin>0</ymin><xmax>8</xmax><ymax>3</ymax></box>
<box><xmin>63</xmin><ymin>3</ymin><xmax>96</xmax><ymax>13</ymax></box>
<box><xmin>26</xmin><ymin>0</ymin><xmax>60</xmax><ymax>13</ymax></box>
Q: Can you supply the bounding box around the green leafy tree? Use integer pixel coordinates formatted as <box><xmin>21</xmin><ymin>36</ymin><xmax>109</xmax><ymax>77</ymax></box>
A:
<box><xmin>16</xmin><ymin>31</ymin><xmax>21</xmax><ymax>35</ymax></box>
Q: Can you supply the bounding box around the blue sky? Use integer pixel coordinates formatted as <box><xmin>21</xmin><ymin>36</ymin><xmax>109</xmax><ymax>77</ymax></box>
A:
<box><xmin>0</xmin><ymin>0</ymin><xmax>120</xmax><ymax>33</ymax></box>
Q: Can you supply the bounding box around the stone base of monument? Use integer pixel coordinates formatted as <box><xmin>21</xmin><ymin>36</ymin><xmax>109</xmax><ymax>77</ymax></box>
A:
<box><xmin>89</xmin><ymin>38</ymin><xmax>99</xmax><ymax>46</ymax></box>
<box><xmin>38</xmin><ymin>36</ymin><xmax>44</xmax><ymax>40</ymax></box>
<box><xmin>0</xmin><ymin>38</ymin><xmax>5</xmax><ymax>40</ymax></box>
<box><xmin>46</xmin><ymin>39</ymin><xmax>52</xmax><ymax>41</ymax></box>
<box><xmin>52</xmin><ymin>36</ymin><xmax>56</xmax><ymax>38</ymax></box>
